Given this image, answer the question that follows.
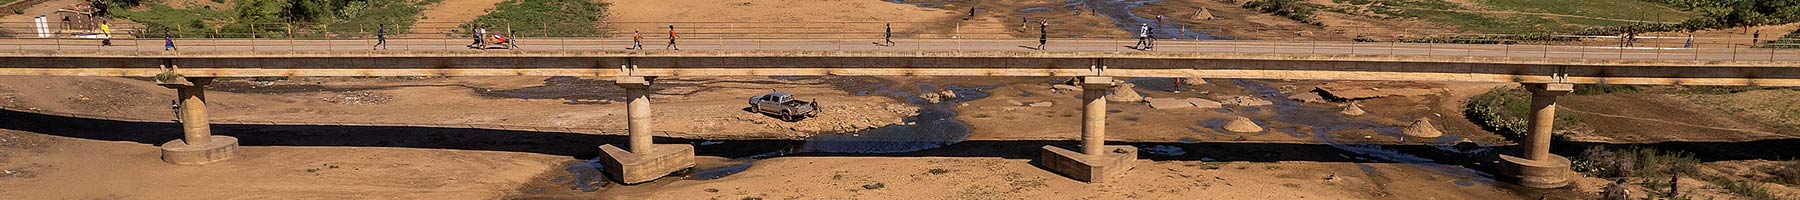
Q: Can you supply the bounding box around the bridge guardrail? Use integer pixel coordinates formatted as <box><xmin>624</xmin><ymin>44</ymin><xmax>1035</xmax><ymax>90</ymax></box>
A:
<box><xmin>0</xmin><ymin>21</ymin><xmax>1795</xmax><ymax>62</ymax></box>
<box><xmin>0</xmin><ymin>106</ymin><xmax>627</xmax><ymax>136</ymax></box>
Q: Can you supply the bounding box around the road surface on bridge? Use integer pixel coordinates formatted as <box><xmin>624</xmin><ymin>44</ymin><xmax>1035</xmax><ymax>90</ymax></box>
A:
<box><xmin>1</xmin><ymin>38</ymin><xmax>1796</xmax><ymax>62</ymax></box>
<box><xmin>1</xmin><ymin>38</ymin><xmax>1798</xmax><ymax>86</ymax></box>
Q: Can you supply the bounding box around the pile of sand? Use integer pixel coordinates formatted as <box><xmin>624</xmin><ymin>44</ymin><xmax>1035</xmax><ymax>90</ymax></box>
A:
<box><xmin>1106</xmin><ymin>82</ymin><xmax>1144</xmax><ymax>103</ymax></box>
<box><xmin>1191</xmin><ymin>7</ymin><xmax>1216</xmax><ymax>20</ymax></box>
<box><xmin>1403</xmin><ymin>118</ymin><xmax>1442</xmax><ymax>138</ymax></box>
<box><xmin>1224</xmin><ymin>116</ymin><xmax>1264</xmax><ymax>133</ymax></box>
<box><xmin>1341</xmin><ymin>103</ymin><xmax>1366</xmax><ymax>116</ymax></box>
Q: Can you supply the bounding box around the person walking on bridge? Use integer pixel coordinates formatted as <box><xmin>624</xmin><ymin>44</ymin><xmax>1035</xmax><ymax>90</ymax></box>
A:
<box><xmin>1684</xmin><ymin>33</ymin><xmax>1694</xmax><ymax>48</ymax></box>
<box><xmin>1753</xmin><ymin>30</ymin><xmax>1761</xmax><ymax>47</ymax></box>
<box><xmin>883</xmin><ymin>23</ymin><xmax>896</xmax><ymax>46</ymax></box>
<box><xmin>965</xmin><ymin>7</ymin><xmax>976</xmax><ymax>20</ymax></box>
<box><xmin>469</xmin><ymin>28</ymin><xmax>485</xmax><ymax>48</ymax></box>
<box><xmin>99</xmin><ymin>23</ymin><xmax>112</xmax><ymax>46</ymax></box>
<box><xmin>1036</xmin><ymin>20</ymin><xmax>1048</xmax><ymax>50</ymax></box>
<box><xmin>372</xmin><ymin>24</ymin><xmax>387</xmax><ymax>50</ymax></box>
<box><xmin>1134</xmin><ymin>23</ymin><xmax>1152</xmax><ymax>50</ymax></box>
<box><xmin>631</xmin><ymin>30</ymin><xmax>644</xmax><ymax>50</ymax></box>
<box><xmin>163</xmin><ymin>32</ymin><xmax>176</xmax><ymax>51</ymax></box>
<box><xmin>666</xmin><ymin>25</ymin><xmax>680</xmax><ymax>50</ymax></box>
<box><xmin>1147</xmin><ymin>24</ymin><xmax>1157</xmax><ymax>48</ymax></box>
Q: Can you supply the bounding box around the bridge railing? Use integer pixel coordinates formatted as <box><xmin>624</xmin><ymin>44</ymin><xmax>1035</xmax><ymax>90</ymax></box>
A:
<box><xmin>0</xmin><ymin>21</ymin><xmax>1795</xmax><ymax>61</ymax></box>
<box><xmin>0</xmin><ymin>106</ymin><xmax>628</xmax><ymax>136</ymax></box>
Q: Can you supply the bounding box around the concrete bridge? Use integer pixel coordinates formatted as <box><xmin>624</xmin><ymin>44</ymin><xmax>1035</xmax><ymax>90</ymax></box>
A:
<box><xmin>3</xmin><ymin>38</ymin><xmax>1799</xmax><ymax>188</ymax></box>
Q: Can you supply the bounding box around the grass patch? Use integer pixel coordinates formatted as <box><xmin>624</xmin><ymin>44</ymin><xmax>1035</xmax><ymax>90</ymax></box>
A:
<box><xmin>1575</xmin><ymin>146</ymin><xmax>1700</xmax><ymax>179</ymax></box>
<box><xmin>1774</xmin><ymin>162</ymin><xmax>1800</xmax><ymax>186</ymax></box>
<box><xmin>1674</xmin><ymin>87</ymin><xmax>1800</xmax><ymax>134</ymax></box>
<box><xmin>109</xmin><ymin>4</ymin><xmax>234</xmax><ymax>37</ymax></box>
<box><xmin>1463</xmin><ymin>87</ymin><xmax>1583</xmax><ymax>139</ymax></box>
<box><xmin>1763</xmin><ymin>29</ymin><xmax>1800</xmax><ymax>49</ymax></box>
<box><xmin>324</xmin><ymin>0</ymin><xmax>443</xmax><ymax>36</ymax></box>
<box><xmin>1705</xmin><ymin>177</ymin><xmax>1786</xmax><ymax>200</ymax></box>
<box><xmin>1243</xmin><ymin>0</ymin><xmax>1324</xmax><ymax>26</ymax></box>
<box><xmin>108</xmin><ymin>0</ymin><xmax>437</xmax><ymax>38</ymax></box>
<box><xmin>1478</xmin><ymin>0</ymin><xmax>1693</xmax><ymax>22</ymax></box>
<box><xmin>1334</xmin><ymin>0</ymin><xmax>1696</xmax><ymax>35</ymax></box>
<box><xmin>1574</xmin><ymin>146</ymin><xmax>1701</xmax><ymax>199</ymax></box>
<box><xmin>1574</xmin><ymin>84</ymin><xmax>1645</xmax><ymax>95</ymax></box>
<box><xmin>461</xmin><ymin>0</ymin><xmax>609</xmax><ymax>37</ymax></box>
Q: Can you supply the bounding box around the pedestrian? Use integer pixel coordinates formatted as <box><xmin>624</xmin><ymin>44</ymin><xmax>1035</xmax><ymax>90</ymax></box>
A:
<box><xmin>1668</xmin><ymin>172</ymin><xmax>1681</xmax><ymax>197</ymax></box>
<box><xmin>163</xmin><ymin>32</ymin><xmax>176</xmax><ymax>51</ymax></box>
<box><xmin>1626</xmin><ymin>30</ymin><xmax>1636</xmax><ymax>47</ymax></box>
<box><xmin>631</xmin><ymin>30</ymin><xmax>643</xmax><ymax>50</ymax></box>
<box><xmin>99</xmin><ymin>23</ymin><xmax>112</xmax><ymax>46</ymax></box>
<box><xmin>470</xmin><ymin>28</ymin><xmax>484</xmax><ymax>47</ymax></box>
<box><xmin>1753</xmin><ymin>30</ymin><xmax>1761</xmax><ymax>47</ymax></box>
<box><xmin>666</xmin><ymin>25</ymin><xmax>680</xmax><ymax>50</ymax></box>
<box><xmin>1684</xmin><ymin>33</ymin><xmax>1693</xmax><ymax>48</ymax></box>
<box><xmin>1037</xmin><ymin>20</ymin><xmax>1047</xmax><ymax>50</ymax></box>
<box><xmin>966</xmin><ymin>7</ymin><xmax>976</xmax><ymax>20</ymax></box>
<box><xmin>1602</xmin><ymin>179</ymin><xmax>1631</xmax><ymax>200</ymax></box>
<box><xmin>1147</xmin><ymin>24</ymin><xmax>1157</xmax><ymax>49</ymax></box>
<box><xmin>372</xmin><ymin>24</ymin><xmax>387</xmax><ymax>50</ymax></box>
<box><xmin>170</xmin><ymin>99</ymin><xmax>181</xmax><ymax>123</ymax></box>
<box><xmin>1021</xmin><ymin>17</ymin><xmax>1028</xmax><ymax>31</ymax></box>
<box><xmin>883</xmin><ymin>23</ymin><xmax>895</xmax><ymax>46</ymax></box>
<box><xmin>1135</xmin><ymin>23</ymin><xmax>1150</xmax><ymax>50</ymax></box>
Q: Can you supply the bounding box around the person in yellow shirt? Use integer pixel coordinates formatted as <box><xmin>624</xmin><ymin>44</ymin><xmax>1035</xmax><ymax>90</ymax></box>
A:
<box><xmin>99</xmin><ymin>23</ymin><xmax>113</xmax><ymax>46</ymax></box>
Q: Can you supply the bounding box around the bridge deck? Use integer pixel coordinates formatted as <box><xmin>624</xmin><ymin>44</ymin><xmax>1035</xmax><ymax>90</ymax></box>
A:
<box><xmin>1</xmin><ymin>38</ymin><xmax>1798</xmax><ymax>86</ymax></box>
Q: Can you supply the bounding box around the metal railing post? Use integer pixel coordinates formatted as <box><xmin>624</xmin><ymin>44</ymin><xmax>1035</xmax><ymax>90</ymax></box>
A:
<box><xmin>250</xmin><ymin>23</ymin><xmax>257</xmax><ymax>52</ymax></box>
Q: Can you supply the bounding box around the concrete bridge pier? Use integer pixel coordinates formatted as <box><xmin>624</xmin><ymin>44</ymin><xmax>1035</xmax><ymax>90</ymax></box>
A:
<box><xmin>156</xmin><ymin>77</ymin><xmax>239</xmax><ymax>165</ymax></box>
<box><xmin>1498</xmin><ymin>83</ymin><xmax>1575</xmax><ymax>188</ymax></box>
<box><xmin>1039</xmin><ymin>76</ymin><xmax>1138</xmax><ymax>183</ymax></box>
<box><xmin>597</xmin><ymin>76</ymin><xmax>696</xmax><ymax>184</ymax></box>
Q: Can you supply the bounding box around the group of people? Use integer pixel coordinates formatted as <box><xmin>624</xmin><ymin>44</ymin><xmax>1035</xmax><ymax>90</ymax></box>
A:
<box><xmin>627</xmin><ymin>25</ymin><xmax>681</xmax><ymax>50</ymax></box>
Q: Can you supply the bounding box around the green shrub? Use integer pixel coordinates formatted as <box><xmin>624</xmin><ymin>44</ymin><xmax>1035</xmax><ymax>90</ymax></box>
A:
<box><xmin>1574</xmin><ymin>146</ymin><xmax>1699</xmax><ymax>179</ymax></box>
<box><xmin>1463</xmin><ymin>87</ymin><xmax>1582</xmax><ymax>139</ymax></box>
<box><xmin>1775</xmin><ymin>162</ymin><xmax>1800</xmax><ymax>185</ymax></box>
<box><xmin>1243</xmin><ymin>0</ymin><xmax>1322</xmax><ymax>25</ymax></box>
<box><xmin>460</xmin><ymin>0</ymin><xmax>609</xmax><ymax>37</ymax></box>
<box><xmin>1574</xmin><ymin>84</ymin><xmax>1645</xmax><ymax>95</ymax></box>
<box><xmin>1706</xmin><ymin>177</ymin><xmax>1784</xmax><ymax>200</ymax></box>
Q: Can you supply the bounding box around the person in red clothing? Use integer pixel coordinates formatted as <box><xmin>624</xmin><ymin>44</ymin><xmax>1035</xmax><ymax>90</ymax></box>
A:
<box><xmin>665</xmin><ymin>25</ymin><xmax>680</xmax><ymax>50</ymax></box>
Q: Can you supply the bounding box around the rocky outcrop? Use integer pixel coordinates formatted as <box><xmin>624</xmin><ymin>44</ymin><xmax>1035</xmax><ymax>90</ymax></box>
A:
<box><xmin>1188</xmin><ymin>98</ymin><xmax>1224</xmax><ymax>109</ymax></box>
<box><xmin>1219</xmin><ymin>96</ymin><xmax>1273</xmax><ymax>106</ymax></box>
<box><xmin>1146</xmin><ymin>97</ymin><xmax>1192</xmax><ymax>109</ymax></box>
<box><xmin>1182</xmin><ymin>78</ymin><xmax>1208</xmax><ymax>86</ymax></box>
<box><xmin>919</xmin><ymin>89</ymin><xmax>959</xmax><ymax>103</ymax></box>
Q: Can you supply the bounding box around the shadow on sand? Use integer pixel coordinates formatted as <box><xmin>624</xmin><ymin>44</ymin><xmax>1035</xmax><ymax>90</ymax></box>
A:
<box><xmin>6</xmin><ymin>107</ymin><xmax>1796</xmax><ymax>195</ymax></box>
<box><xmin>7</xmin><ymin>107</ymin><xmax>1798</xmax><ymax>162</ymax></box>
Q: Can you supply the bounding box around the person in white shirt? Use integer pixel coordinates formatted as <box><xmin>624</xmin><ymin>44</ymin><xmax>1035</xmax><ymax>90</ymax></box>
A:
<box><xmin>1135</xmin><ymin>23</ymin><xmax>1152</xmax><ymax>50</ymax></box>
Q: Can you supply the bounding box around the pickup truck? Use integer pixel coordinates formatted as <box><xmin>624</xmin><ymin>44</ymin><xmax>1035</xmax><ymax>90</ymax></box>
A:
<box><xmin>747</xmin><ymin>91</ymin><xmax>820</xmax><ymax>121</ymax></box>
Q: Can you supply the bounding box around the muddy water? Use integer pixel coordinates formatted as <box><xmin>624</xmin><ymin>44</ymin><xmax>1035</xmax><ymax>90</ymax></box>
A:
<box><xmin>802</xmin><ymin>83</ymin><xmax>990</xmax><ymax>153</ymax></box>
<box><xmin>1226</xmin><ymin>79</ymin><xmax>1505</xmax><ymax>187</ymax></box>
<box><xmin>547</xmin><ymin>78</ymin><xmax>995</xmax><ymax>191</ymax></box>
<box><xmin>681</xmin><ymin>83</ymin><xmax>993</xmax><ymax>181</ymax></box>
